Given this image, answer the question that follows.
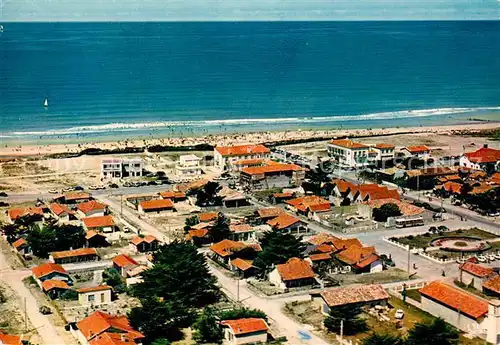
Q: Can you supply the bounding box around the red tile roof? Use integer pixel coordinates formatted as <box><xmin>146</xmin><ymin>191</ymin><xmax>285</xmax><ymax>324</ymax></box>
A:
<box><xmin>113</xmin><ymin>254</ymin><xmax>138</xmax><ymax>268</ymax></box>
<box><xmin>272</xmin><ymin>192</ymin><xmax>294</xmax><ymax>199</ymax></box>
<box><xmin>336</xmin><ymin>245</ymin><xmax>379</xmax><ymax>269</ymax></box>
<box><xmin>320</xmin><ymin>284</ymin><xmax>389</xmax><ymax>307</ymax></box>
<box><xmin>405</xmin><ymin>145</ymin><xmax>431</xmax><ymax>153</ymax></box>
<box><xmin>8</xmin><ymin>207</ymin><xmax>43</xmax><ymax>221</ymax></box>
<box><xmin>76</xmin><ymin>311</ymin><xmax>144</xmax><ymax>341</ymax></box>
<box><xmin>210</xmin><ymin>239</ymin><xmax>246</xmax><ymax>257</ymax></box>
<box><xmin>41</xmin><ymin>279</ymin><xmax>70</xmax><ymax>292</ymax></box>
<box><xmin>365</xmin><ymin>198</ymin><xmax>424</xmax><ymax>216</ymax></box>
<box><xmin>308</xmin><ymin>253</ymin><xmax>332</xmax><ymax>261</ymax></box>
<box><xmin>276</xmin><ymin>258</ymin><xmax>315</xmax><ymax>281</ymax></box>
<box><xmin>62</xmin><ymin>192</ymin><xmax>91</xmax><ymax>201</ymax></box>
<box><xmin>32</xmin><ymin>263</ymin><xmax>68</xmax><ymax>279</ymax></box>
<box><xmin>12</xmin><ymin>238</ymin><xmax>27</xmax><ymax>249</ymax></box>
<box><xmin>77</xmin><ymin>285</ymin><xmax>112</xmax><ymax>293</ymax></box>
<box><xmin>85</xmin><ymin>230</ymin><xmax>107</xmax><ymax>240</ymax></box>
<box><xmin>464</xmin><ymin>147</ymin><xmax>500</xmax><ymax>164</ymax></box>
<box><xmin>130</xmin><ymin>235</ymin><xmax>158</xmax><ymax>246</ymax></box>
<box><xmin>241</xmin><ymin>163</ymin><xmax>303</xmax><ymax>176</ymax></box>
<box><xmin>419</xmin><ymin>281</ymin><xmax>488</xmax><ymax>319</ymax></box>
<box><xmin>198</xmin><ymin>212</ymin><xmax>219</xmax><ymax>222</ymax></box>
<box><xmin>330</xmin><ymin>139</ymin><xmax>368</xmax><ymax>149</ymax></box>
<box><xmin>49</xmin><ymin>203</ymin><xmax>73</xmax><ymax>216</ymax></box>
<box><xmin>159</xmin><ymin>191</ymin><xmax>186</xmax><ymax>200</ymax></box>
<box><xmin>51</xmin><ymin>248</ymin><xmax>98</xmax><ymax>260</ymax></box>
<box><xmin>229</xmin><ymin>224</ymin><xmax>253</xmax><ymax>233</ymax></box>
<box><xmin>139</xmin><ymin>199</ymin><xmax>174</xmax><ymax>211</ymax></box>
<box><xmin>286</xmin><ymin>195</ymin><xmax>330</xmax><ymax>213</ymax></box>
<box><xmin>221</xmin><ymin>318</ymin><xmax>269</xmax><ymax>335</ymax></box>
<box><xmin>89</xmin><ymin>332</ymin><xmax>136</xmax><ymax>345</ymax></box>
<box><xmin>257</xmin><ymin>207</ymin><xmax>285</xmax><ymax>219</ymax></box>
<box><xmin>442</xmin><ymin>181</ymin><xmax>463</xmax><ymax>194</ymax></box>
<box><xmin>374</xmin><ymin>143</ymin><xmax>395</xmax><ymax>149</ymax></box>
<box><xmin>267</xmin><ymin>214</ymin><xmax>302</xmax><ymax>230</ymax></box>
<box><xmin>482</xmin><ymin>275</ymin><xmax>500</xmax><ymax>294</ymax></box>
<box><xmin>307</xmin><ymin>233</ymin><xmax>340</xmax><ymax>246</ymax></box>
<box><xmin>215</xmin><ymin>144</ymin><xmax>270</xmax><ymax>157</ymax></box>
<box><xmin>0</xmin><ymin>332</ymin><xmax>22</xmax><ymax>345</ymax></box>
<box><xmin>308</xmin><ymin>203</ymin><xmax>331</xmax><ymax>213</ymax></box>
<box><xmin>83</xmin><ymin>215</ymin><xmax>115</xmax><ymax>229</ymax></box>
<box><xmin>459</xmin><ymin>262</ymin><xmax>495</xmax><ymax>278</ymax></box>
<box><xmin>186</xmin><ymin>229</ymin><xmax>209</xmax><ymax>240</ymax></box>
<box><xmin>77</xmin><ymin>200</ymin><xmax>107</xmax><ymax>214</ymax></box>
<box><xmin>231</xmin><ymin>258</ymin><xmax>254</xmax><ymax>271</ymax></box>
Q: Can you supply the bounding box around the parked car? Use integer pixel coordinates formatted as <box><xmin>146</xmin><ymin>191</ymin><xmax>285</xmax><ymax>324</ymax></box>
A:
<box><xmin>73</xmin><ymin>186</ymin><xmax>84</xmax><ymax>191</ymax></box>
<box><xmin>489</xmin><ymin>254</ymin><xmax>497</xmax><ymax>261</ymax></box>
<box><xmin>0</xmin><ymin>201</ymin><xmax>9</xmax><ymax>207</ymax></box>
<box><xmin>477</xmin><ymin>255</ymin><xmax>487</xmax><ymax>263</ymax></box>
<box><xmin>48</xmin><ymin>189</ymin><xmax>59</xmax><ymax>194</ymax></box>
<box><xmin>39</xmin><ymin>306</ymin><xmax>52</xmax><ymax>315</ymax></box>
<box><xmin>394</xmin><ymin>309</ymin><xmax>405</xmax><ymax>319</ymax></box>
<box><xmin>62</xmin><ymin>187</ymin><xmax>74</xmax><ymax>192</ymax></box>
<box><xmin>488</xmin><ymin>211</ymin><xmax>500</xmax><ymax>217</ymax></box>
<box><xmin>0</xmin><ymin>192</ymin><xmax>7</xmax><ymax>197</ymax></box>
<box><xmin>109</xmin><ymin>183</ymin><xmax>119</xmax><ymax>189</ymax></box>
<box><xmin>495</xmin><ymin>252</ymin><xmax>500</xmax><ymax>260</ymax></box>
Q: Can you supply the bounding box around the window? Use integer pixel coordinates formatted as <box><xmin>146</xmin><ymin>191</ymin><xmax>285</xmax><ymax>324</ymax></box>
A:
<box><xmin>88</xmin><ymin>294</ymin><xmax>95</xmax><ymax>302</ymax></box>
<box><xmin>101</xmin><ymin>293</ymin><xmax>106</xmax><ymax>303</ymax></box>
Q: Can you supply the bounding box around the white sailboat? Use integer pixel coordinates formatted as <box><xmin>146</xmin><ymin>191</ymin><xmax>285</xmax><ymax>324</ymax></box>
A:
<box><xmin>44</xmin><ymin>98</ymin><xmax>48</xmax><ymax>107</ymax></box>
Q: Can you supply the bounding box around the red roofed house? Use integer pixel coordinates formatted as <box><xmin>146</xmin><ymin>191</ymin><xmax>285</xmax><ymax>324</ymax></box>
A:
<box><xmin>73</xmin><ymin>310</ymin><xmax>144</xmax><ymax>345</ymax></box>
<box><xmin>32</xmin><ymin>262</ymin><xmax>72</xmax><ymax>288</ymax></box>
<box><xmin>418</xmin><ymin>281</ymin><xmax>500</xmax><ymax>342</ymax></box>
<box><xmin>85</xmin><ymin>231</ymin><xmax>109</xmax><ymax>248</ymax></box>
<box><xmin>335</xmin><ymin>243</ymin><xmax>383</xmax><ymax>274</ymax></box>
<box><xmin>327</xmin><ymin>139</ymin><xmax>371</xmax><ymax>169</ymax></box>
<box><xmin>82</xmin><ymin>215</ymin><xmax>115</xmax><ymax>233</ymax></box>
<box><xmin>229</xmin><ymin>223</ymin><xmax>255</xmax><ymax>242</ymax></box>
<box><xmin>209</xmin><ymin>239</ymin><xmax>247</xmax><ymax>266</ymax></box>
<box><xmin>256</xmin><ymin>207</ymin><xmax>285</xmax><ymax>221</ymax></box>
<box><xmin>76</xmin><ymin>200</ymin><xmax>108</xmax><ymax>218</ymax></box>
<box><xmin>460</xmin><ymin>144</ymin><xmax>500</xmax><ymax>172</ymax></box>
<box><xmin>240</xmin><ymin>162</ymin><xmax>305</xmax><ymax>191</ymax></box>
<box><xmin>159</xmin><ymin>191</ymin><xmax>187</xmax><ymax>202</ymax></box>
<box><xmin>7</xmin><ymin>206</ymin><xmax>44</xmax><ymax>224</ymax></box>
<box><xmin>138</xmin><ymin>199</ymin><xmax>175</xmax><ymax>215</ymax></box>
<box><xmin>49</xmin><ymin>248</ymin><xmax>99</xmax><ymax>264</ymax></box>
<box><xmin>285</xmin><ymin>195</ymin><xmax>331</xmax><ymax>215</ymax></box>
<box><xmin>214</xmin><ymin>144</ymin><xmax>270</xmax><ymax>171</ymax></box>
<box><xmin>482</xmin><ymin>275</ymin><xmax>500</xmax><ymax>298</ymax></box>
<box><xmin>311</xmin><ymin>284</ymin><xmax>389</xmax><ymax>315</ymax></box>
<box><xmin>49</xmin><ymin>203</ymin><xmax>76</xmax><ymax>221</ymax></box>
<box><xmin>402</xmin><ymin>145</ymin><xmax>432</xmax><ymax>159</ymax></box>
<box><xmin>460</xmin><ymin>262</ymin><xmax>497</xmax><ymax>291</ymax></box>
<box><xmin>77</xmin><ymin>285</ymin><xmax>113</xmax><ymax>306</ymax></box>
<box><xmin>198</xmin><ymin>212</ymin><xmax>219</xmax><ymax>223</ymax></box>
<box><xmin>267</xmin><ymin>214</ymin><xmax>308</xmax><ymax>235</ymax></box>
<box><xmin>12</xmin><ymin>238</ymin><xmax>29</xmax><ymax>255</ymax></box>
<box><xmin>370</xmin><ymin>143</ymin><xmax>395</xmax><ymax>162</ymax></box>
<box><xmin>42</xmin><ymin>279</ymin><xmax>71</xmax><ymax>299</ymax></box>
<box><xmin>55</xmin><ymin>192</ymin><xmax>92</xmax><ymax>205</ymax></box>
<box><xmin>130</xmin><ymin>235</ymin><xmax>160</xmax><ymax>253</ymax></box>
<box><xmin>0</xmin><ymin>332</ymin><xmax>22</xmax><ymax>345</ymax></box>
<box><xmin>221</xmin><ymin>318</ymin><xmax>269</xmax><ymax>345</ymax></box>
<box><xmin>269</xmin><ymin>258</ymin><xmax>316</xmax><ymax>291</ymax></box>
<box><xmin>113</xmin><ymin>254</ymin><xmax>139</xmax><ymax>277</ymax></box>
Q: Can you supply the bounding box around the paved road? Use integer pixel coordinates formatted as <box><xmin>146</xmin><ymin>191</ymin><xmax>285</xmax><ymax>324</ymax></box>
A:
<box><xmin>0</xmin><ymin>245</ymin><xmax>67</xmax><ymax>345</ymax></box>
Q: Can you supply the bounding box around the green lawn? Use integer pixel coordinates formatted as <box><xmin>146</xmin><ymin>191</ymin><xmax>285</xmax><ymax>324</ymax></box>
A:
<box><xmin>404</xmin><ymin>289</ymin><xmax>422</xmax><ymax>303</ymax></box>
<box><xmin>392</xmin><ymin>228</ymin><xmax>498</xmax><ymax>250</ymax></box>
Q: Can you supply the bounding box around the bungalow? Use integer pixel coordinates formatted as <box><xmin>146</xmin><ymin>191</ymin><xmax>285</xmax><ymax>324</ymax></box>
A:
<box><xmin>223</xmin><ymin>192</ymin><xmax>249</xmax><ymax>208</ymax></box>
<box><xmin>285</xmin><ymin>196</ymin><xmax>330</xmax><ymax>215</ymax></box>
<box><xmin>329</xmin><ymin>179</ymin><xmax>358</xmax><ymax>202</ymax></box>
<box><xmin>32</xmin><ymin>262</ymin><xmax>72</xmax><ymax>287</ymax></box>
<box><xmin>130</xmin><ymin>235</ymin><xmax>160</xmax><ymax>253</ymax></box>
<box><xmin>267</xmin><ymin>214</ymin><xmax>308</xmax><ymax>235</ymax></box>
<box><xmin>460</xmin><ymin>262</ymin><xmax>497</xmax><ymax>291</ymax></box>
<box><xmin>76</xmin><ymin>200</ymin><xmax>107</xmax><ymax>218</ymax></box>
<box><xmin>271</xmin><ymin>192</ymin><xmax>294</xmax><ymax>204</ymax></box>
<box><xmin>229</xmin><ymin>224</ymin><xmax>255</xmax><ymax>242</ymax></box>
<box><xmin>49</xmin><ymin>203</ymin><xmax>75</xmax><ymax>221</ymax></box>
<box><xmin>311</xmin><ymin>284</ymin><xmax>390</xmax><ymax>315</ymax></box>
<box><xmin>76</xmin><ymin>285</ymin><xmax>113</xmax><ymax>306</ymax></box>
<box><xmin>73</xmin><ymin>310</ymin><xmax>144</xmax><ymax>345</ymax></box>
<box><xmin>125</xmin><ymin>193</ymin><xmax>156</xmax><ymax>210</ymax></box>
<box><xmin>402</xmin><ymin>145</ymin><xmax>432</xmax><ymax>159</ymax></box>
<box><xmin>159</xmin><ymin>191</ymin><xmax>187</xmax><ymax>202</ymax></box>
<box><xmin>269</xmin><ymin>257</ymin><xmax>316</xmax><ymax>291</ymax></box>
<box><xmin>460</xmin><ymin>145</ymin><xmax>500</xmax><ymax>172</ymax></box>
<box><xmin>7</xmin><ymin>206</ymin><xmax>44</xmax><ymax>224</ymax></box>
<box><xmin>214</xmin><ymin>144</ymin><xmax>270</xmax><ymax>171</ymax></box>
<box><xmin>353</xmin><ymin>184</ymin><xmax>400</xmax><ymax>203</ymax></box>
<box><xmin>82</xmin><ymin>215</ymin><xmax>115</xmax><ymax>233</ymax></box>
<box><xmin>85</xmin><ymin>231</ymin><xmax>109</xmax><ymax>248</ymax></box>
<box><xmin>306</xmin><ymin>252</ymin><xmax>333</xmax><ymax>271</ymax></box>
<box><xmin>221</xmin><ymin>318</ymin><xmax>269</xmax><ymax>345</ymax></box>
<box><xmin>138</xmin><ymin>199</ymin><xmax>175</xmax><ymax>215</ymax></box>
<box><xmin>0</xmin><ymin>332</ymin><xmax>22</xmax><ymax>345</ymax></box>
<box><xmin>198</xmin><ymin>212</ymin><xmax>219</xmax><ymax>223</ymax></box>
<box><xmin>185</xmin><ymin>228</ymin><xmax>212</xmax><ymax>246</ymax></box>
<box><xmin>359</xmin><ymin>198</ymin><xmax>426</xmax><ymax>223</ymax></box>
<box><xmin>240</xmin><ymin>163</ymin><xmax>305</xmax><ymax>191</ymax></box>
<box><xmin>435</xmin><ymin>181</ymin><xmax>463</xmax><ymax>197</ymax></box>
<box><xmin>112</xmin><ymin>254</ymin><xmax>139</xmax><ymax>277</ymax></box>
<box><xmin>483</xmin><ymin>275</ymin><xmax>500</xmax><ymax>297</ymax></box>
<box><xmin>12</xmin><ymin>238</ymin><xmax>29</xmax><ymax>255</ymax></box>
<box><xmin>49</xmin><ymin>248</ymin><xmax>99</xmax><ymax>264</ymax></box>
<box><xmin>230</xmin><ymin>258</ymin><xmax>257</xmax><ymax>278</ymax></box>
<box><xmin>55</xmin><ymin>192</ymin><xmax>91</xmax><ymax>205</ymax></box>
<box><xmin>255</xmin><ymin>207</ymin><xmax>285</xmax><ymax>222</ymax></box>
<box><xmin>210</xmin><ymin>239</ymin><xmax>246</xmax><ymax>266</ymax></box>
<box><xmin>335</xmin><ymin>244</ymin><xmax>383</xmax><ymax>274</ymax></box>
<box><xmin>42</xmin><ymin>280</ymin><xmax>71</xmax><ymax>299</ymax></box>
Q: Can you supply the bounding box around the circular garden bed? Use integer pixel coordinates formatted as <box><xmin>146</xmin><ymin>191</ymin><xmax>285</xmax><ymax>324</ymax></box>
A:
<box><xmin>430</xmin><ymin>236</ymin><xmax>491</xmax><ymax>252</ymax></box>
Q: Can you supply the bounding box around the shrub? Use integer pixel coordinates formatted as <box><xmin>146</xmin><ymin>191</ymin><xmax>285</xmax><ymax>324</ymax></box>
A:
<box><xmin>454</xmin><ymin>241</ymin><xmax>468</xmax><ymax>247</ymax></box>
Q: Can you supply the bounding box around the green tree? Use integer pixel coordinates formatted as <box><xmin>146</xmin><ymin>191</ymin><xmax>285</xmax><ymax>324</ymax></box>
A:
<box><xmin>324</xmin><ymin>305</ymin><xmax>367</xmax><ymax>336</ymax></box>
<box><xmin>26</xmin><ymin>226</ymin><xmax>56</xmax><ymax>258</ymax></box>
<box><xmin>210</xmin><ymin>213</ymin><xmax>231</xmax><ymax>243</ymax></box>
<box><xmin>150</xmin><ymin>339</ymin><xmax>171</xmax><ymax>345</ymax></box>
<box><xmin>133</xmin><ymin>241</ymin><xmax>219</xmax><ymax>307</ymax></box>
<box><xmin>54</xmin><ymin>223</ymin><xmax>85</xmax><ymax>251</ymax></box>
<box><xmin>1</xmin><ymin>223</ymin><xmax>19</xmax><ymax>243</ymax></box>
<box><xmin>184</xmin><ymin>215</ymin><xmax>199</xmax><ymax>232</ymax></box>
<box><xmin>253</xmin><ymin>229</ymin><xmax>306</xmax><ymax>275</ymax></box>
<box><xmin>196</xmin><ymin>181</ymin><xmax>222</xmax><ymax>206</ymax></box>
<box><xmin>128</xmin><ymin>297</ymin><xmax>189</xmax><ymax>344</ymax></box>
<box><xmin>102</xmin><ymin>268</ymin><xmax>126</xmax><ymax>293</ymax></box>
<box><xmin>407</xmin><ymin>318</ymin><xmax>459</xmax><ymax>345</ymax></box>
<box><xmin>219</xmin><ymin>307</ymin><xmax>267</xmax><ymax>321</ymax></box>
<box><xmin>193</xmin><ymin>307</ymin><xmax>223</xmax><ymax>344</ymax></box>
<box><xmin>372</xmin><ymin>203</ymin><xmax>402</xmax><ymax>222</ymax></box>
<box><xmin>362</xmin><ymin>333</ymin><xmax>403</xmax><ymax>345</ymax></box>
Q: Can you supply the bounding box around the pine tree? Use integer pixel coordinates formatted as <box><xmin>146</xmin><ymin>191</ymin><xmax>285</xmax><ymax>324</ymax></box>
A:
<box><xmin>324</xmin><ymin>305</ymin><xmax>367</xmax><ymax>336</ymax></box>
<box><xmin>193</xmin><ymin>307</ymin><xmax>223</xmax><ymax>344</ymax></box>
<box><xmin>407</xmin><ymin>318</ymin><xmax>459</xmax><ymax>345</ymax></box>
<box><xmin>210</xmin><ymin>213</ymin><xmax>231</xmax><ymax>242</ymax></box>
<box><xmin>362</xmin><ymin>333</ymin><xmax>403</xmax><ymax>345</ymax></box>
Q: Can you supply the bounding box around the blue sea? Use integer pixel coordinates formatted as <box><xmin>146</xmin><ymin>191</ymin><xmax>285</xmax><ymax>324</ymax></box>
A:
<box><xmin>0</xmin><ymin>21</ymin><xmax>499</xmax><ymax>144</ymax></box>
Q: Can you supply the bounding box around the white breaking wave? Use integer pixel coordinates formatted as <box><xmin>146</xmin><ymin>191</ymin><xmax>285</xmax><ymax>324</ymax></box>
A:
<box><xmin>6</xmin><ymin>106</ymin><xmax>500</xmax><ymax>137</ymax></box>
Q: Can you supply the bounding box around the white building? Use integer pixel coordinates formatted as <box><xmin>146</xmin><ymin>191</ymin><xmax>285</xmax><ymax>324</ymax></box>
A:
<box><xmin>327</xmin><ymin>139</ymin><xmax>371</xmax><ymax>168</ymax></box>
<box><xmin>459</xmin><ymin>262</ymin><xmax>497</xmax><ymax>291</ymax></box>
<box><xmin>214</xmin><ymin>144</ymin><xmax>270</xmax><ymax>171</ymax></box>
<box><xmin>221</xmin><ymin>318</ymin><xmax>269</xmax><ymax>345</ymax></box>
<box><xmin>401</xmin><ymin>145</ymin><xmax>432</xmax><ymax>160</ymax></box>
<box><xmin>175</xmin><ymin>154</ymin><xmax>202</xmax><ymax>176</ymax></box>
<box><xmin>370</xmin><ymin>143</ymin><xmax>395</xmax><ymax>163</ymax></box>
<box><xmin>101</xmin><ymin>158</ymin><xmax>143</xmax><ymax>179</ymax></box>
<box><xmin>459</xmin><ymin>145</ymin><xmax>500</xmax><ymax>172</ymax></box>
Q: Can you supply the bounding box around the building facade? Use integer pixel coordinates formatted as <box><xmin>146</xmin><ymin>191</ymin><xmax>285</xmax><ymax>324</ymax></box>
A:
<box><xmin>214</xmin><ymin>144</ymin><xmax>270</xmax><ymax>171</ymax></box>
<box><xmin>327</xmin><ymin>139</ymin><xmax>371</xmax><ymax>168</ymax></box>
<box><xmin>101</xmin><ymin>158</ymin><xmax>143</xmax><ymax>179</ymax></box>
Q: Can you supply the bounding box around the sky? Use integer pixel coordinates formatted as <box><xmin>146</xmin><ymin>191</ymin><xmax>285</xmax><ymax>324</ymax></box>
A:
<box><xmin>1</xmin><ymin>0</ymin><xmax>499</xmax><ymax>22</ymax></box>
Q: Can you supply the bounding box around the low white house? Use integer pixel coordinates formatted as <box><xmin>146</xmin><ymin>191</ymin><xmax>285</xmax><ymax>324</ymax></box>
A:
<box><xmin>459</xmin><ymin>262</ymin><xmax>497</xmax><ymax>291</ymax></box>
<box><xmin>221</xmin><ymin>318</ymin><xmax>269</xmax><ymax>345</ymax></box>
<box><xmin>76</xmin><ymin>285</ymin><xmax>112</xmax><ymax>306</ymax></box>
<box><xmin>401</xmin><ymin>145</ymin><xmax>432</xmax><ymax>160</ymax></box>
<box><xmin>269</xmin><ymin>258</ymin><xmax>316</xmax><ymax>291</ymax></box>
<box><xmin>459</xmin><ymin>145</ymin><xmax>500</xmax><ymax>172</ymax></box>
<box><xmin>176</xmin><ymin>154</ymin><xmax>203</xmax><ymax>176</ymax></box>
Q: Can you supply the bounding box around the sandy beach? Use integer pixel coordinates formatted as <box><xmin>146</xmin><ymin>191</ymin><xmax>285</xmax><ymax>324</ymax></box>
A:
<box><xmin>1</xmin><ymin>121</ymin><xmax>498</xmax><ymax>158</ymax></box>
